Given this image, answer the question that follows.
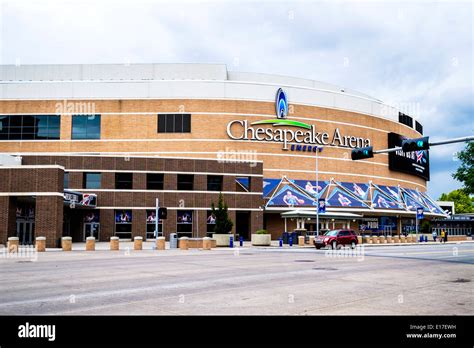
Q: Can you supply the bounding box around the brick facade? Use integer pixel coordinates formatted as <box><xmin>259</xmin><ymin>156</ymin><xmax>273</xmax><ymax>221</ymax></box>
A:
<box><xmin>0</xmin><ymin>155</ymin><xmax>263</xmax><ymax>245</ymax></box>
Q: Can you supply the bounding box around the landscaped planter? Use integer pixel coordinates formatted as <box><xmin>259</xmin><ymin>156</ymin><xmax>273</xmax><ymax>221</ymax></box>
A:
<box><xmin>251</xmin><ymin>234</ymin><xmax>271</xmax><ymax>246</ymax></box>
<box><xmin>212</xmin><ymin>234</ymin><xmax>235</xmax><ymax>247</ymax></box>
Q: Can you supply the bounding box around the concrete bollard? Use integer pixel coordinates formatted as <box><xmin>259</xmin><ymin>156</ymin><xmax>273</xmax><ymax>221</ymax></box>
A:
<box><xmin>179</xmin><ymin>237</ymin><xmax>189</xmax><ymax>250</ymax></box>
<box><xmin>379</xmin><ymin>236</ymin><xmax>386</xmax><ymax>244</ymax></box>
<box><xmin>134</xmin><ymin>236</ymin><xmax>143</xmax><ymax>250</ymax></box>
<box><xmin>309</xmin><ymin>236</ymin><xmax>315</xmax><ymax>246</ymax></box>
<box><xmin>156</xmin><ymin>236</ymin><xmax>166</xmax><ymax>250</ymax></box>
<box><xmin>62</xmin><ymin>236</ymin><xmax>72</xmax><ymax>251</ymax></box>
<box><xmin>85</xmin><ymin>236</ymin><xmax>95</xmax><ymax>251</ymax></box>
<box><xmin>110</xmin><ymin>236</ymin><xmax>119</xmax><ymax>251</ymax></box>
<box><xmin>400</xmin><ymin>235</ymin><xmax>406</xmax><ymax>243</ymax></box>
<box><xmin>386</xmin><ymin>236</ymin><xmax>393</xmax><ymax>243</ymax></box>
<box><xmin>393</xmin><ymin>235</ymin><xmax>400</xmax><ymax>243</ymax></box>
<box><xmin>363</xmin><ymin>236</ymin><xmax>372</xmax><ymax>244</ymax></box>
<box><xmin>357</xmin><ymin>236</ymin><xmax>363</xmax><ymax>245</ymax></box>
<box><xmin>35</xmin><ymin>237</ymin><xmax>46</xmax><ymax>252</ymax></box>
<box><xmin>372</xmin><ymin>236</ymin><xmax>379</xmax><ymax>244</ymax></box>
<box><xmin>298</xmin><ymin>236</ymin><xmax>305</xmax><ymax>246</ymax></box>
<box><xmin>7</xmin><ymin>237</ymin><xmax>19</xmax><ymax>253</ymax></box>
<box><xmin>202</xmin><ymin>237</ymin><xmax>212</xmax><ymax>250</ymax></box>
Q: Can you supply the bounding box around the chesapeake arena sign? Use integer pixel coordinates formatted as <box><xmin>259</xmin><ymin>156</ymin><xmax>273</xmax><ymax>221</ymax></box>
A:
<box><xmin>226</xmin><ymin>88</ymin><xmax>371</xmax><ymax>151</ymax></box>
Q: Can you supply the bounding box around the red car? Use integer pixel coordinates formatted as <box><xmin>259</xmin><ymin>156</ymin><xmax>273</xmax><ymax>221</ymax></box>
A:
<box><xmin>314</xmin><ymin>229</ymin><xmax>358</xmax><ymax>249</ymax></box>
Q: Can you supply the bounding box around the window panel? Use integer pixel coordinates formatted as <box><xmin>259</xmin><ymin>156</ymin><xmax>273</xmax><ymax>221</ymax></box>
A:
<box><xmin>183</xmin><ymin>114</ymin><xmax>191</xmax><ymax>132</ymax></box>
<box><xmin>72</xmin><ymin>115</ymin><xmax>100</xmax><ymax>140</ymax></box>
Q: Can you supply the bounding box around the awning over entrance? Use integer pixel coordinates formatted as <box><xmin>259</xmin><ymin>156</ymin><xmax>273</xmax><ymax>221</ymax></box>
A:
<box><xmin>281</xmin><ymin>210</ymin><xmax>363</xmax><ymax>220</ymax></box>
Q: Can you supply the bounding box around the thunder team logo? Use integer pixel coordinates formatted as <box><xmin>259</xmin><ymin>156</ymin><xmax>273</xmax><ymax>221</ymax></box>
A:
<box><xmin>416</xmin><ymin>150</ymin><xmax>427</xmax><ymax>164</ymax></box>
<box><xmin>275</xmin><ymin>88</ymin><xmax>288</xmax><ymax>119</ymax></box>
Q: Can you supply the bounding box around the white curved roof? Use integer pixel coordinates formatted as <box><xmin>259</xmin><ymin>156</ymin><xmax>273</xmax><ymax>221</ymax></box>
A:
<box><xmin>0</xmin><ymin>63</ymin><xmax>409</xmax><ymax>125</ymax></box>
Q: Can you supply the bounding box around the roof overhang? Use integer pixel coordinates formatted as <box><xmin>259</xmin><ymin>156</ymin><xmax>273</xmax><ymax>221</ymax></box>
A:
<box><xmin>280</xmin><ymin>210</ymin><xmax>363</xmax><ymax>219</ymax></box>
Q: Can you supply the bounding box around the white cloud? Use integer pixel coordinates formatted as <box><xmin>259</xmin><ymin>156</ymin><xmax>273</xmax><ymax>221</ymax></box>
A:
<box><xmin>0</xmin><ymin>0</ymin><xmax>472</xmax><ymax>197</ymax></box>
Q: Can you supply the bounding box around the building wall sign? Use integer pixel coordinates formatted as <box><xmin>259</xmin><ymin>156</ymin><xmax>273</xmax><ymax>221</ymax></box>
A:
<box><xmin>226</xmin><ymin>89</ymin><xmax>371</xmax><ymax>151</ymax></box>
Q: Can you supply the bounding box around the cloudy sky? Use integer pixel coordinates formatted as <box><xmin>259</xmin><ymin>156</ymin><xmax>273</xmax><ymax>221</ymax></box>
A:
<box><xmin>0</xmin><ymin>0</ymin><xmax>472</xmax><ymax>198</ymax></box>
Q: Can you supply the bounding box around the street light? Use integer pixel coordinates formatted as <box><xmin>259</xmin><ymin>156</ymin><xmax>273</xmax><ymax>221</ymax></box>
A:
<box><xmin>316</xmin><ymin>146</ymin><xmax>324</xmax><ymax>236</ymax></box>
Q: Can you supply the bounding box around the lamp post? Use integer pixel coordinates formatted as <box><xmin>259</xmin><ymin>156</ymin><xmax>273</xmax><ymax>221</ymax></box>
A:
<box><xmin>316</xmin><ymin>146</ymin><xmax>324</xmax><ymax>236</ymax></box>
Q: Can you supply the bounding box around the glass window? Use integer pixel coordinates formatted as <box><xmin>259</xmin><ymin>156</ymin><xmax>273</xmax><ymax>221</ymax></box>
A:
<box><xmin>84</xmin><ymin>173</ymin><xmax>101</xmax><ymax>189</ymax></box>
<box><xmin>0</xmin><ymin>115</ymin><xmax>60</xmax><ymax>140</ymax></box>
<box><xmin>116</xmin><ymin>173</ymin><xmax>133</xmax><ymax>189</ymax></box>
<box><xmin>147</xmin><ymin>173</ymin><xmax>164</xmax><ymax>190</ymax></box>
<box><xmin>207</xmin><ymin>210</ymin><xmax>216</xmax><ymax>235</ymax></box>
<box><xmin>207</xmin><ymin>175</ymin><xmax>223</xmax><ymax>191</ymax></box>
<box><xmin>64</xmin><ymin>172</ymin><xmax>69</xmax><ymax>189</ymax></box>
<box><xmin>72</xmin><ymin>115</ymin><xmax>101</xmax><ymax>139</ymax></box>
<box><xmin>115</xmin><ymin>210</ymin><xmax>132</xmax><ymax>239</ymax></box>
<box><xmin>177</xmin><ymin>210</ymin><xmax>193</xmax><ymax>236</ymax></box>
<box><xmin>157</xmin><ymin>114</ymin><xmax>191</xmax><ymax>133</ymax></box>
<box><xmin>177</xmin><ymin>174</ymin><xmax>194</xmax><ymax>190</ymax></box>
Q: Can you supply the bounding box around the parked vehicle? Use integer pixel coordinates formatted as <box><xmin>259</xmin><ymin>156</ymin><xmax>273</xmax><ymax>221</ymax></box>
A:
<box><xmin>314</xmin><ymin>229</ymin><xmax>358</xmax><ymax>249</ymax></box>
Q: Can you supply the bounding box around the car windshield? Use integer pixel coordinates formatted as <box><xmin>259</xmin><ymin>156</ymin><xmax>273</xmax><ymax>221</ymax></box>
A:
<box><xmin>324</xmin><ymin>230</ymin><xmax>339</xmax><ymax>236</ymax></box>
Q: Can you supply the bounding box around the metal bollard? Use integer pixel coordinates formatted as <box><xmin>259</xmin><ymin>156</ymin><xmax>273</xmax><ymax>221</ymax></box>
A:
<box><xmin>289</xmin><ymin>237</ymin><xmax>293</xmax><ymax>247</ymax></box>
<box><xmin>279</xmin><ymin>238</ymin><xmax>283</xmax><ymax>247</ymax></box>
<box><xmin>229</xmin><ymin>236</ymin><xmax>234</xmax><ymax>248</ymax></box>
<box><xmin>239</xmin><ymin>236</ymin><xmax>243</xmax><ymax>247</ymax></box>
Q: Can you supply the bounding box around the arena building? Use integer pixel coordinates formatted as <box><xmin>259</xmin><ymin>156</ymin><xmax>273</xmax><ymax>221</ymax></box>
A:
<box><xmin>0</xmin><ymin>64</ymin><xmax>446</xmax><ymax>247</ymax></box>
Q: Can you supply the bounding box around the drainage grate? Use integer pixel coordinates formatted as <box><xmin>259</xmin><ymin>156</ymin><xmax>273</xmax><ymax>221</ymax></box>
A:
<box><xmin>294</xmin><ymin>260</ymin><xmax>315</xmax><ymax>263</ymax></box>
<box><xmin>312</xmin><ymin>267</ymin><xmax>338</xmax><ymax>271</ymax></box>
<box><xmin>450</xmin><ymin>278</ymin><xmax>471</xmax><ymax>283</ymax></box>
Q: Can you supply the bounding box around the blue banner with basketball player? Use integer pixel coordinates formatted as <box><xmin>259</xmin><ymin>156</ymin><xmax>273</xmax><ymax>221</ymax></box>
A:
<box><xmin>267</xmin><ymin>185</ymin><xmax>316</xmax><ymax>207</ymax></box>
<box><xmin>372</xmin><ymin>190</ymin><xmax>404</xmax><ymax>210</ymax></box>
<box><xmin>263</xmin><ymin>178</ymin><xmax>281</xmax><ymax>198</ymax></box>
<box><xmin>340</xmin><ymin>182</ymin><xmax>369</xmax><ymax>200</ymax></box>
<box><xmin>318</xmin><ymin>198</ymin><xmax>326</xmax><ymax>213</ymax></box>
<box><xmin>403</xmin><ymin>193</ymin><xmax>424</xmax><ymax>211</ymax></box>
<box><xmin>326</xmin><ymin>187</ymin><xmax>367</xmax><ymax>208</ymax></box>
<box><xmin>115</xmin><ymin>210</ymin><xmax>132</xmax><ymax>223</ymax></box>
<box><xmin>291</xmin><ymin>180</ymin><xmax>328</xmax><ymax>198</ymax></box>
<box><xmin>376</xmin><ymin>185</ymin><xmax>402</xmax><ymax>203</ymax></box>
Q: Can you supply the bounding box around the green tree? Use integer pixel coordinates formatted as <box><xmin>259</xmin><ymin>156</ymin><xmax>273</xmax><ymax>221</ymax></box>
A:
<box><xmin>438</xmin><ymin>189</ymin><xmax>474</xmax><ymax>214</ymax></box>
<box><xmin>453</xmin><ymin>142</ymin><xmax>474</xmax><ymax>194</ymax></box>
<box><xmin>211</xmin><ymin>192</ymin><xmax>234</xmax><ymax>234</ymax></box>
<box><xmin>420</xmin><ymin>220</ymin><xmax>431</xmax><ymax>234</ymax></box>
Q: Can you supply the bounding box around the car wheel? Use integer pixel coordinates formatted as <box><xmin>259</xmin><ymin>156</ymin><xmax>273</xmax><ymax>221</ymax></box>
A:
<box><xmin>331</xmin><ymin>241</ymin><xmax>337</xmax><ymax>250</ymax></box>
<box><xmin>351</xmin><ymin>241</ymin><xmax>356</xmax><ymax>249</ymax></box>
<box><xmin>316</xmin><ymin>246</ymin><xmax>321</xmax><ymax>250</ymax></box>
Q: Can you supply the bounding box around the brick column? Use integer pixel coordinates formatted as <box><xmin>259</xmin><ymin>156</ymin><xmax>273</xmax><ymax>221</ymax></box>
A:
<box><xmin>133</xmin><ymin>173</ymin><xmax>146</xmax><ymax>190</ymax></box>
<box><xmin>194</xmin><ymin>174</ymin><xmax>206</xmax><ymax>191</ymax></box>
<box><xmin>0</xmin><ymin>196</ymin><xmax>16</xmax><ymax>245</ymax></box>
<box><xmin>132</xmin><ymin>209</ymin><xmax>146</xmax><ymax>239</ymax></box>
<box><xmin>228</xmin><ymin>210</ymin><xmax>236</xmax><ymax>234</ymax></box>
<box><xmin>35</xmin><ymin>196</ymin><xmax>63</xmax><ymax>248</ymax></box>
<box><xmin>100</xmin><ymin>209</ymin><xmax>115</xmax><ymax>241</ymax></box>
<box><xmin>69</xmin><ymin>172</ymin><xmax>83</xmax><ymax>189</ymax></box>
<box><xmin>194</xmin><ymin>210</ymin><xmax>207</xmax><ymax>238</ymax></box>
<box><xmin>250</xmin><ymin>177</ymin><xmax>263</xmax><ymax>193</ymax></box>
<box><xmin>164</xmin><ymin>174</ymin><xmax>177</xmax><ymax>190</ymax></box>
<box><xmin>250</xmin><ymin>211</ymin><xmax>263</xmax><ymax>235</ymax></box>
<box><xmin>163</xmin><ymin>209</ymin><xmax>176</xmax><ymax>240</ymax></box>
<box><xmin>101</xmin><ymin>172</ymin><xmax>115</xmax><ymax>190</ymax></box>
<box><xmin>222</xmin><ymin>176</ymin><xmax>234</xmax><ymax>192</ymax></box>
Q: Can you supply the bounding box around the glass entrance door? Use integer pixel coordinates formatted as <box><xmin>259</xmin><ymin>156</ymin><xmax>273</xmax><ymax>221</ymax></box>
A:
<box><xmin>16</xmin><ymin>221</ymin><xmax>35</xmax><ymax>245</ymax></box>
<box><xmin>83</xmin><ymin>223</ymin><xmax>100</xmax><ymax>241</ymax></box>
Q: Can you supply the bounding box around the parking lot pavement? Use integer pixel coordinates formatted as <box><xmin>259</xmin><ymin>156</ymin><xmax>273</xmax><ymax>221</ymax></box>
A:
<box><xmin>0</xmin><ymin>243</ymin><xmax>472</xmax><ymax>315</ymax></box>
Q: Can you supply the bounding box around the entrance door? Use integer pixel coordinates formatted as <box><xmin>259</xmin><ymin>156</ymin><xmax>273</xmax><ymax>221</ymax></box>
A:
<box><xmin>83</xmin><ymin>223</ymin><xmax>100</xmax><ymax>241</ymax></box>
<box><xmin>236</xmin><ymin>211</ymin><xmax>250</xmax><ymax>240</ymax></box>
<box><xmin>16</xmin><ymin>221</ymin><xmax>34</xmax><ymax>245</ymax></box>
